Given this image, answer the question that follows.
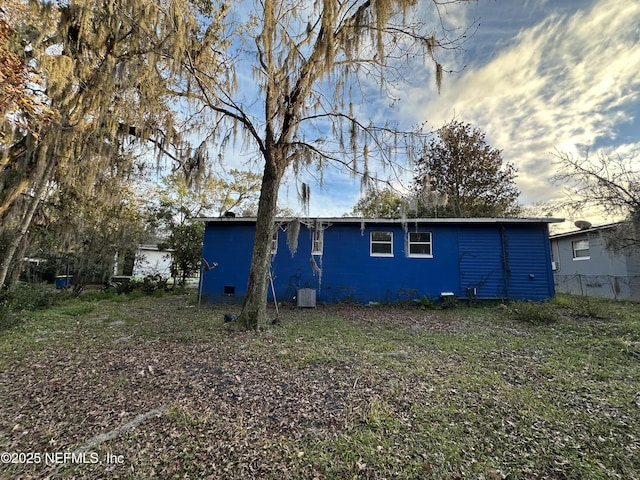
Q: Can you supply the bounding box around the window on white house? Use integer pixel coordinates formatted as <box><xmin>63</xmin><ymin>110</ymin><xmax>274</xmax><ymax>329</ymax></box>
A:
<box><xmin>312</xmin><ymin>227</ymin><xmax>324</xmax><ymax>255</ymax></box>
<box><xmin>572</xmin><ymin>239</ymin><xmax>590</xmax><ymax>260</ymax></box>
<box><xmin>370</xmin><ymin>231</ymin><xmax>393</xmax><ymax>256</ymax></box>
<box><xmin>408</xmin><ymin>231</ymin><xmax>433</xmax><ymax>257</ymax></box>
<box><xmin>271</xmin><ymin>230</ymin><xmax>278</xmax><ymax>254</ymax></box>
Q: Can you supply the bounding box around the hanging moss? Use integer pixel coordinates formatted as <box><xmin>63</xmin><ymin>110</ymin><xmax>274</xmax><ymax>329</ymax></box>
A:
<box><xmin>299</xmin><ymin>182</ymin><xmax>311</xmax><ymax>215</ymax></box>
<box><xmin>310</xmin><ymin>254</ymin><xmax>322</xmax><ymax>292</ymax></box>
<box><xmin>0</xmin><ymin>0</ymin><xmax>230</xmax><ymax>288</ymax></box>
<box><xmin>286</xmin><ymin>218</ymin><xmax>300</xmax><ymax>257</ymax></box>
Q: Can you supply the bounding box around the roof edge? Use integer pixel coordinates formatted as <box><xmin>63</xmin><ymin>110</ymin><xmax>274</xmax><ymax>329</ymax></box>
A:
<box><xmin>549</xmin><ymin>221</ymin><xmax>624</xmax><ymax>239</ymax></box>
<box><xmin>194</xmin><ymin>216</ymin><xmax>565</xmax><ymax>225</ymax></box>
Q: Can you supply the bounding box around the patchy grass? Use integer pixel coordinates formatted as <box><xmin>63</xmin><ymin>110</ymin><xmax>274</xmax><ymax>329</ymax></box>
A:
<box><xmin>0</xmin><ymin>294</ymin><xmax>638</xmax><ymax>479</ymax></box>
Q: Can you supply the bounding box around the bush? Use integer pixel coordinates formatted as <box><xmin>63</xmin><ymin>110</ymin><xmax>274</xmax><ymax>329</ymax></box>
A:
<box><xmin>106</xmin><ymin>275</ymin><xmax>171</xmax><ymax>296</ymax></box>
<box><xmin>414</xmin><ymin>294</ymin><xmax>458</xmax><ymax>310</ymax></box>
<box><xmin>141</xmin><ymin>275</ymin><xmax>167</xmax><ymax>295</ymax></box>
<box><xmin>414</xmin><ymin>295</ymin><xmax>439</xmax><ymax>310</ymax></box>
<box><xmin>0</xmin><ymin>306</ymin><xmax>14</xmax><ymax>331</ymax></box>
<box><xmin>0</xmin><ymin>283</ymin><xmax>72</xmax><ymax>331</ymax></box>
<box><xmin>77</xmin><ymin>290</ymin><xmax>118</xmax><ymax>302</ymax></box>
<box><xmin>0</xmin><ymin>308</ymin><xmax>25</xmax><ymax>331</ymax></box>
<box><xmin>554</xmin><ymin>295</ymin><xmax>607</xmax><ymax>319</ymax></box>
<box><xmin>1</xmin><ymin>283</ymin><xmax>69</xmax><ymax>311</ymax></box>
<box><xmin>441</xmin><ymin>295</ymin><xmax>459</xmax><ymax>309</ymax></box>
<box><xmin>507</xmin><ymin>300</ymin><xmax>557</xmax><ymax>325</ymax></box>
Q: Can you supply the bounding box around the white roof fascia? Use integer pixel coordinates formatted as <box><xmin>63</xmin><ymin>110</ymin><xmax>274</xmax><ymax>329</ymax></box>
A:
<box><xmin>194</xmin><ymin>216</ymin><xmax>565</xmax><ymax>225</ymax></box>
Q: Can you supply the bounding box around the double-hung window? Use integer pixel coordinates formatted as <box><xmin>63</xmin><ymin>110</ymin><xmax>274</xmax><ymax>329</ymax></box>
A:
<box><xmin>312</xmin><ymin>227</ymin><xmax>324</xmax><ymax>255</ymax></box>
<box><xmin>370</xmin><ymin>231</ymin><xmax>393</xmax><ymax>257</ymax></box>
<box><xmin>572</xmin><ymin>239</ymin><xmax>590</xmax><ymax>260</ymax></box>
<box><xmin>408</xmin><ymin>231</ymin><xmax>433</xmax><ymax>258</ymax></box>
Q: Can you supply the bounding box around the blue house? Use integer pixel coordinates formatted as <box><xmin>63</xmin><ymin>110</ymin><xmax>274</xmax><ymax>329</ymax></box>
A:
<box><xmin>198</xmin><ymin>217</ymin><xmax>562</xmax><ymax>305</ymax></box>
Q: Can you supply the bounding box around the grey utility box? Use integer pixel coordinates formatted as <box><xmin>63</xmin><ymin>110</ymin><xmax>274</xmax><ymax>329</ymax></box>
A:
<box><xmin>297</xmin><ymin>288</ymin><xmax>317</xmax><ymax>308</ymax></box>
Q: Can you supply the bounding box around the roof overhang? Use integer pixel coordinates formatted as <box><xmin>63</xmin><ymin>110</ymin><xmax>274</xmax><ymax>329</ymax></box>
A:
<box><xmin>549</xmin><ymin>221</ymin><xmax>623</xmax><ymax>239</ymax></box>
<box><xmin>195</xmin><ymin>216</ymin><xmax>565</xmax><ymax>225</ymax></box>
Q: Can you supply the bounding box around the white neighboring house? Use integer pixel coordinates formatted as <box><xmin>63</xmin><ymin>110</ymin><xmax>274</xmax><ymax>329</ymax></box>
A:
<box><xmin>114</xmin><ymin>244</ymin><xmax>174</xmax><ymax>279</ymax></box>
<box><xmin>550</xmin><ymin>222</ymin><xmax>640</xmax><ymax>300</ymax></box>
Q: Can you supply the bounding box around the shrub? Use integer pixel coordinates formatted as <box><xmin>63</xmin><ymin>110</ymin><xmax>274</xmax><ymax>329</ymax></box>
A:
<box><xmin>0</xmin><ymin>306</ymin><xmax>15</xmax><ymax>331</ymax></box>
<box><xmin>414</xmin><ymin>294</ymin><xmax>458</xmax><ymax>310</ymax></box>
<box><xmin>508</xmin><ymin>301</ymin><xmax>557</xmax><ymax>325</ymax></box>
<box><xmin>555</xmin><ymin>295</ymin><xmax>607</xmax><ymax>319</ymax></box>
<box><xmin>441</xmin><ymin>295</ymin><xmax>459</xmax><ymax>309</ymax></box>
<box><xmin>0</xmin><ymin>283</ymin><xmax>72</xmax><ymax>331</ymax></box>
<box><xmin>414</xmin><ymin>295</ymin><xmax>439</xmax><ymax>310</ymax></box>
<box><xmin>1</xmin><ymin>283</ymin><xmax>69</xmax><ymax>311</ymax></box>
<box><xmin>141</xmin><ymin>275</ymin><xmax>167</xmax><ymax>295</ymax></box>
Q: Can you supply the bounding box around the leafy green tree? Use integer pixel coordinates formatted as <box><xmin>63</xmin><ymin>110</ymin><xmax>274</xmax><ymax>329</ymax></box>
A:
<box><xmin>412</xmin><ymin>121</ymin><xmax>520</xmax><ymax>218</ymax></box>
<box><xmin>68</xmin><ymin>201</ymin><xmax>146</xmax><ymax>291</ymax></box>
<box><xmin>20</xmin><ymin>178</ymin><xmax>148</xmax><ymax>291</ymax></box>
<box><xmin>351</xmin><ymin>188</ymin><xmax>405</xmax><ymax>218</ymax></box>
<box><xmin>165</xmin><ymin>222</ymin><xmax>205</xmax><ymax>284</ymax></box>
<box><xmin>147</xmin><ymin>170</ymin><xmax>262</xmax><ymax>283</ymax></box>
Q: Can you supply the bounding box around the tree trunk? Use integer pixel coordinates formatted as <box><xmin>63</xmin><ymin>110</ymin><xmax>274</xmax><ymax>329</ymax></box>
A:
<box><xmin>0</xmin><ymin>134</ymin><xmax>33</xmax><ymax>215</ymax></box>
<box><xmin>7</xmin><ymin>229</ymin><xmax>31</xmax><ymax>286</ymax></box>
<box><xmin>238</xmin><ymin>155</ymin><xmax>284</xmax><ymax>330</ymax></box>
<box><xmin>0</xmin><ymin>153</ymin><xmax>54</xmax><ymax>289</ymax></box>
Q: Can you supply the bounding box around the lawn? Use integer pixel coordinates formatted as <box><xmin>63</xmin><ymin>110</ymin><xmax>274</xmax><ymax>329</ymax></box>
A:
<box><xmin>0</xmin><ymin>292</ymin><xmax>639</xmax><ymax>479</ymax></box>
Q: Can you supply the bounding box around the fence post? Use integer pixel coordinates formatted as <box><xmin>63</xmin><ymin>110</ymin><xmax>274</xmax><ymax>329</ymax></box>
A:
<box><xmin>579</xmin><ymin>274</ymin><xmax>584</xmax><ymax>296</ymax></box>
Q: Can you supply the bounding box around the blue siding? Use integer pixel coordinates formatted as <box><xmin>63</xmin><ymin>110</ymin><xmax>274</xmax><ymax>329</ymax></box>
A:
<box><xmin>503</xmin><ymin>225</ymin><xmax>555</xmax><ymax>300</ymax></box>
<box><xmin>200</xmin><ymin>222</ymin><xmax>256</xmax><ymax>303</ymax></box>
<box><xmin>458</xmin><ymin>228</ymin><xmax>507</xmax><ymax>299</ymax></box>
<box><xmin>199</xmin><ymin>219</ymin><xmax>556</xmax><ymax>304</ymax></box>
<box><xmin>270</xmin><ymin>223</ymin><xmax>461</xmax><ymax>303</ymax></box>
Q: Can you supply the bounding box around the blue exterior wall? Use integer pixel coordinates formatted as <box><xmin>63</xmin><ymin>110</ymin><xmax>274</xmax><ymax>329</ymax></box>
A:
<box><xmin>200</xmin><ymin>219</ymin><xmax>555</xmax><ymax>304</ymax></box>
<box><xmin>503</xmin><ymin>225</ymin><xmax>556</xmax><ymax>300</ymax></box>
<box><xmin>200</xmin><ymin>221</ymin><xmax>257</xmax><ymax>303</ymax></box>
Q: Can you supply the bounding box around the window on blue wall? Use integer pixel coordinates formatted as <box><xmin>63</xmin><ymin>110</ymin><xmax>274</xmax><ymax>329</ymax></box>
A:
<box><xmin>572</xmin><ymin>239</ymin><xmax>590</xmax><ymax>260</ymax></box>
<box><xmin>271</xmin><ymin>230</ymin><xmax>278</xmax><ymax>254</ymax></box>
<box><xmin>408</xmin><ymin>231</ymin><xmax>433</xmax><ymax>257</ymax></box>
<box><xmin>370</xmin><ymin>231</ymin><xmax>393</xmax><ymax>256</ymax></box>
<box><xmin>312</xmin><ymin>227</ymin><xmax>324</xmax><ymax>255</ymax></box>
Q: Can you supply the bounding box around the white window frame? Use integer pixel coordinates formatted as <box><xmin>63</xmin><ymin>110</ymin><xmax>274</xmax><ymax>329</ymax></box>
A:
<box><xmin>312</xmin><ymin>227</ymin><xmax>324</xmax><ymax>255</ymax></box>
<box><xmin>407</xmin><ymin>231</ymin><xmax>433</xmax><ymax>258</ymax></box>
<box><xmin>370</xmin><ymin>231</ymin><xmax>393</xmax><ymax>257</ymax></box>
<box><xmin>271</xmin><ymin>230</ymin><xmax>278</xmax><ymax>255</ymax></box>
<box><xmin>572</xmin><ymin>239</ymin><xmax>590</xmax><ymax>260</ymax></box>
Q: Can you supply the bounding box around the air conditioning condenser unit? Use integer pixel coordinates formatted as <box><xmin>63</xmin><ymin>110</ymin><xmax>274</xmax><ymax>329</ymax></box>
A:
<box><xmin>297</xmin><ymin>288</ymin><xmax>316</xmax><ymax>308</ymax></box>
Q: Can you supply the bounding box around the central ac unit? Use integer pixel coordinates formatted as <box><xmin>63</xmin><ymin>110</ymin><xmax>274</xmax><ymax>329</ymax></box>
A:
<box><xmin>297</xmin><ymin>288</ymin><xmax>316</xmax><ymax>308</ymax></box>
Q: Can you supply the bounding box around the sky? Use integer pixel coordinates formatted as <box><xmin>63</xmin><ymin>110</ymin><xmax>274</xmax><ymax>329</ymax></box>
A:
<box><xmin>267</xmin><ymin>0</ymin><xmax>640</xmax><ymax>227</ymax></box>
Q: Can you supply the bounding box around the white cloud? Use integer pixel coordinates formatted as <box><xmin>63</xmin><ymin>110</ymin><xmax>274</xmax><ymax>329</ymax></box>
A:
<box><xmin>212</xmin><ymin>0</ymin><xmax>640</xmax><ymax>220</ymax></box>
<box><xmin>398</xmin><ymin>0</ymin><xmax>640</xmax><ymax>211</ymax></box>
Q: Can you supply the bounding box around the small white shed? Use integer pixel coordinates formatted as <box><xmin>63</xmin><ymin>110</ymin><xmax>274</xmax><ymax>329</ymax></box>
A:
<box><xmin>114</xmin><ymin>245</ymin><xmax>174</xmax><ymax>279</ymax></box>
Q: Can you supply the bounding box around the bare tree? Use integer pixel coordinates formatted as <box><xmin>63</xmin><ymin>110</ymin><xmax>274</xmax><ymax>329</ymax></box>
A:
<box><xmin>180</xmin><ymin>0</ymin><xmax>475</xmax><ymax>329</ymax></box>
<box><xmin>552</xmin><ymin>149</ymin><xmax>640</xmax><ymax>251</ymax></box>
